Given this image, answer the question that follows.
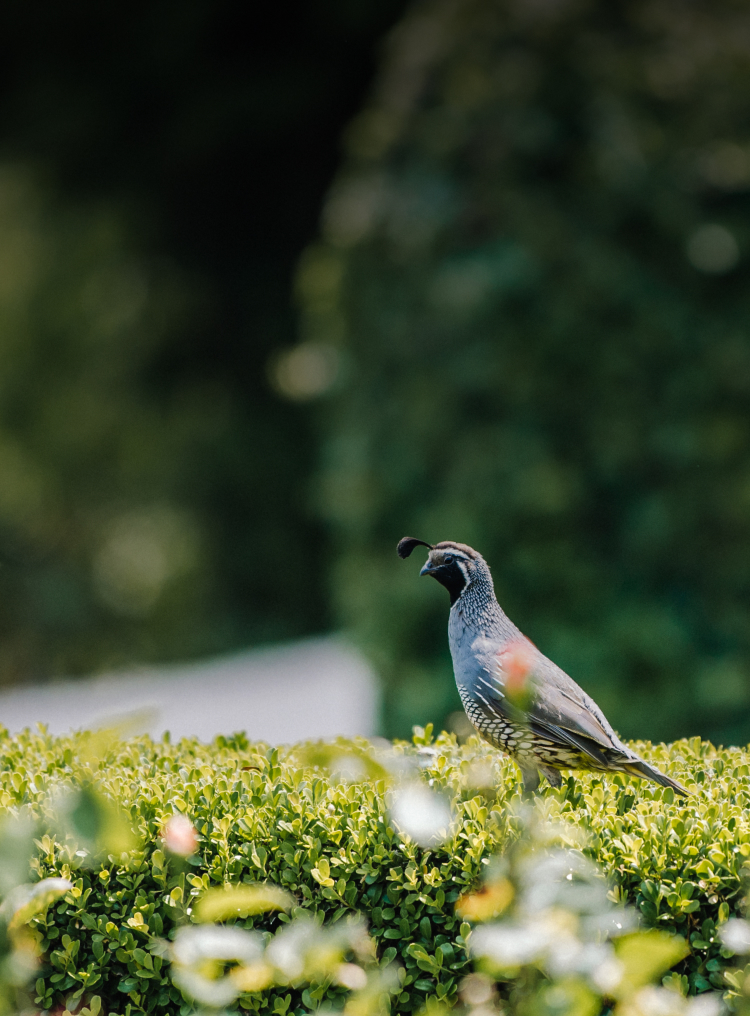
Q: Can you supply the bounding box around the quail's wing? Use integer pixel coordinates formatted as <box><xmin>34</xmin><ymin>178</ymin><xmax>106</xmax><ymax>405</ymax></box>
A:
<box><xmin>484</xmin><ymin>650</ymin><xmax>632</xmax><ymax>766</ymax></box>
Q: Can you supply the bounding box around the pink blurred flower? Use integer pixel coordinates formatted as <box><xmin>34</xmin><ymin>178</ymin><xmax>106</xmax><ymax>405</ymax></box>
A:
<box><xmin>162</xmin><ymin>813</ymin><xmax>198</xmax><ymax>856</ymax></box>
<box><xmin>498</xmin><ymin>641</ymin><xmax>535</xmax><ymax>699</ymax></box>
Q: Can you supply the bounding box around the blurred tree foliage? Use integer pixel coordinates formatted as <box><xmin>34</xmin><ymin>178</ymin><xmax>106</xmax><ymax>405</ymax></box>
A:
<box><xmin>0</xmin><ymin>0</ymin><xmax>405</xmax><ymax>681</ymax></box>
<box><xmin>301</xmin><ymin>0</ymin><xmax>750</xmax><ymax>742</ymax></box>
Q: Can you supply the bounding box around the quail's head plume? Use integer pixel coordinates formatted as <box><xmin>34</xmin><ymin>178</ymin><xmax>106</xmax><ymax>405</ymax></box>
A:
<box><xmin>398</xmin><ymin>536</ymin><xmax>688</xmax><ymax>797</ymax></box>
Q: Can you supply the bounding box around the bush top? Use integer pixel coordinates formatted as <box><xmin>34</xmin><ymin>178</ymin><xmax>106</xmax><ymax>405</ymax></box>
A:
<box><xmin>0</xmin><ymin>726</ymin><xmax>747</xmax><ymax>1011</ymax></box>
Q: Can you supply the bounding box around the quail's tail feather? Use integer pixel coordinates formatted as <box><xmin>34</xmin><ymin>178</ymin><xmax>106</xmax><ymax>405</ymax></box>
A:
<box><xmin>620</xmin><ymin>759</ymin><xmax>689</xmax><ymax>797</ymax></box>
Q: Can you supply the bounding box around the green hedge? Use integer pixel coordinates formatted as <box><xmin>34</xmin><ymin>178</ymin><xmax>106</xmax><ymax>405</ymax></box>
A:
<box><xmin>3</xmin><ymin>726</ymin><xmax>748</xmax><ymax>1013</ymax></box>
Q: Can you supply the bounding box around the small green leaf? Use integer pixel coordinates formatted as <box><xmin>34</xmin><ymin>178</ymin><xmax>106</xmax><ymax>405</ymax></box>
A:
<box><xmin>194</xmin><ymin>884</ymin><xmax>293</xmax><ymax>922</ymax></box>
<box><xmin>614</xmin><ymin>931</ymin><xmax>690</xmax><ymax>997</ymax></box>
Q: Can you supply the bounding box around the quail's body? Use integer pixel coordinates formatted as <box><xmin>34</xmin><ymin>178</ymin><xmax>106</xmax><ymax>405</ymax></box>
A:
<box><xmin>398</xmin><ymin>536</ymin><xmax>687</xmax><ymax>796</ymax></box>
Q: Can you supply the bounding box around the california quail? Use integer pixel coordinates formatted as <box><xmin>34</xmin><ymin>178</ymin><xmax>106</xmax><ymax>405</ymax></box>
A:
<box><xmin>398</xmin><ymin>536</ymin><xmax>688</xmax><ymax>796</ymax></box>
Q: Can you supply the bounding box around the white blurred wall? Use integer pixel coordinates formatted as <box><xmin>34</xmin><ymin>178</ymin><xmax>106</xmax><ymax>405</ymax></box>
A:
<box><xmin>0</xmin><ymin>636</ymin><xmax>380</xmax><ymax>743</ymax></box>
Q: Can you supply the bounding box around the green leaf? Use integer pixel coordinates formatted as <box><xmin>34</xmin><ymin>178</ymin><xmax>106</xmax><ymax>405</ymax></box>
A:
<box><xmin>4</xmin><ymin>877</ymin><xmax>73</xmax><ymax>931</ymax></box>
<box><xmin>614</xmin><ymin>931</ymin><xmax>690</xmax><ymax>997</ymax></box>
<box><xmin>536</xmin><ymin>978</ymin><xmax>599</xmax><ymax>1016</ymax></box>
<box><xmin>194</xmin><ymin>884</ymin><xmax>293</xmax><ymax>922</ymax></box>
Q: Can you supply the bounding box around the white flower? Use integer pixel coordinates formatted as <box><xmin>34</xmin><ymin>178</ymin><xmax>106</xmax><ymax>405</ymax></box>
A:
<box><xmin>470</xmin><ymin>922</ymin><xmax>550</xmax><ymax>967</ymax></box>
<box><xmin>388</xmin><ymin>783</ymin><xmax>452</xmax><ymax>847</ymax></box>
<box><xmin>719</xmin><ymin>917</ymin><xmax>750</xmax><ymax>954</ymax></box>
<box><xmin>171</xmin><ymin>925</ymin><xmax>263</xmax><ymax>968</ymax></box>
<box><xmin>335</xmin><ymin>963</ymin><xmax>368</xmax><ymax>990</ymax></box>
<box><xmin>266</xmin><ymin>920</ymin><xmax>316</xmax><ymax>980</ymax></box>
<box><xmin>170</xmin><ymin>925</ymin><xmax>264</xmax><ymax>1007</ymax></box>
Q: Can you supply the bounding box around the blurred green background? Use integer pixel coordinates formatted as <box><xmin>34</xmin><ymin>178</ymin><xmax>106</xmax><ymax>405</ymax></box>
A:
<box><xmin>0</xmin><ymin>0</ymin><xmax>405</xmax><ymax>676</ymax></box>
<box><xmin>3</xmin><ymin>0</ymin><xmax>750</xmax><ymax>748</ymax></box>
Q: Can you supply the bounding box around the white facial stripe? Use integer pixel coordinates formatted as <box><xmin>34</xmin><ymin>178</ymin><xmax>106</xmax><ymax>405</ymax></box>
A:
<box><xmin>443</xmin><ymin>550</ymin><xmax>470</xmax><ymax>561</ymax></box>
<box><xmin>457</xmin><ymin>561</ymin><xmax>469</xmax><ymax>584</ymax></box>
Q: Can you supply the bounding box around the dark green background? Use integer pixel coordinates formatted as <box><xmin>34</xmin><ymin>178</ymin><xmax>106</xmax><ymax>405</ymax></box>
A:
<box><xmin>302</xmin><ymin>0</ymin><xmax>750</xmax><ymax>744</ymax></box>
<box><xmin>3</xmin><ymin>0</ymin><xmax>750</xmax><ymax>748</ymax></box>
<box><xmin>0</xmin><ymin>0</ymin><xmax>404</xmax><ymax>677</ymax></box>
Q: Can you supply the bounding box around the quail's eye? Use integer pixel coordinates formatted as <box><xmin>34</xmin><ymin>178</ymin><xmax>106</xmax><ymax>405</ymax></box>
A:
<box><xmin>444</xmin><ymin>554</ymin><xmax>455</xmax><ymax>563</ymax></box>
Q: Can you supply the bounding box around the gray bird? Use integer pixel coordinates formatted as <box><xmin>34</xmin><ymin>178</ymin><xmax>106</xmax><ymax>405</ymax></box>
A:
<box><xmin>398</xmin><ymin>536</ymin><xmax>687</xmax><ymax>796</ymax></box>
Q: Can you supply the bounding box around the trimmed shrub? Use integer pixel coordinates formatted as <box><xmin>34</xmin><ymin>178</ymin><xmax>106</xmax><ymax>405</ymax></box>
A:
<box><xmin>1</xmin><ymin>726</ymin><xmax>747</xmax><ymax>1013</ymax></box>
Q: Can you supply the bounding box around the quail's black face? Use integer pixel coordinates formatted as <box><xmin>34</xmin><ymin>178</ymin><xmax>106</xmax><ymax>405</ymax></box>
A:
<box><xmin>397</xmin><ymin>537</ymin><xmax>484</xmax><ymax>606</ymax></box>
<box><xmin>419</xmin><ymin>543</ymin><xmax>476</xmax><ymax>606</ymax></box>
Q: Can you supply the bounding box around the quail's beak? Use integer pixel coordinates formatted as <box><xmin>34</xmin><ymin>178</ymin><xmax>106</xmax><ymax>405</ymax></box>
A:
<box><xmin>420</xmin><ymin>560</ymin><xmax>434</xmax><ymax>576</ymax></box>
